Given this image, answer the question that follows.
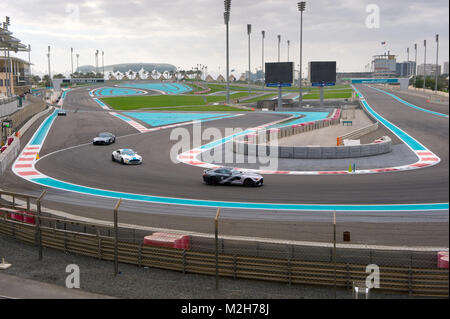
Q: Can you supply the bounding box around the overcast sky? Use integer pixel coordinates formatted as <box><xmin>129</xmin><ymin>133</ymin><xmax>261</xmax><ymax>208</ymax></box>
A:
<box><xmin>3</xmin><ymin>0</ymin><xmax>449</xmax><ymax>76</ymax></box>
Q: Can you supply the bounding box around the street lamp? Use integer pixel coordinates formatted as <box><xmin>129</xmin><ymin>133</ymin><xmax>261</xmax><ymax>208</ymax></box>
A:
<box><xmin>261</xmin><ymin>30</ymin><xmax>265</xmax><ymax>90</ymax></box>
<box><xmin>298</xmin><ymin>1</ymin><xmax>306</xmax><ymax>107</ymax></box>
<box><xmin>247</xmin><ymin>24</ymin><xmax>252</xmax><ymax>95</ymax></box>
<box><xmin>434</xmin><ymin>34</ymin><xmax>439</xmax><ymax>92</ymax></box>
<box><xmin>224</xmin><ymin>0</ymin><xmax>231</xmax><ymax>104</ymax></box>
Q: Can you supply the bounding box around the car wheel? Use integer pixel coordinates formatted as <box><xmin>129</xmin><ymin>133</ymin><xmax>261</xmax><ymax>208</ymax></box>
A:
<box><xmin>121</xmin><ymin>158</ymin><xmax>125</xmax><ymax>165</ymax></box>
<box><xmin>210</xmin><ymin>176</ymin><xmax>220</xmax><ymax>185</ymax></box>
<box><xmin>244</xmin><ymin>179</ymin><xmax>255</xmax><ymax>187</ymax></box>
<box><xmin>111</xmin><ymin>155</ymin><xmax>115</xmax><ymax>162</ymax></box>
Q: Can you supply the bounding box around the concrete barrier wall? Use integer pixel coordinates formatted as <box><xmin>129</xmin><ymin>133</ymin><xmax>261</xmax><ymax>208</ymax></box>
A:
<box><xmin>0</xmin><ymin>136</ymin><xmax>20</xmax><ymax>175</ymax></box>
<box><xmin>1</xmin><ymin>96</ymin><xmax>46</xmax><ymax>133</ymax></box>
<box><xmin>233</xmin><ymin>136</ymin><xmax>392</xmax><ymax>159</ymax></box>
<box><xmin>0</xmin><ymin>105</ymin><xmax>53</xmax><ymax>176</ymax></box>
<box><xmin>0</xmin><ymin>99</ymin><xmax>19</xmax><ymax>117</ymax></box>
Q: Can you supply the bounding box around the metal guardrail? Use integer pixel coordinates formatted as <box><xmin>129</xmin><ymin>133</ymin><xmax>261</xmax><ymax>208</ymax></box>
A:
<box><xmin>339</xmin><ymin>122</ymin><xmax>379</xmax><ymax>141</ymax></box>
<box><xmin>0</xmin><ymin>208</ymin><xmax>447</xmax><ymax>297</ymax></box>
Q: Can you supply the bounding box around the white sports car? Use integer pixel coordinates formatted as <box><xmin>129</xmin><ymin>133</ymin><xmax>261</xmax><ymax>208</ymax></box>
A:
<box><xmin>111</xmin><ymin>149</ymin><xmax>142</xmax><ymax>165</ymax></box>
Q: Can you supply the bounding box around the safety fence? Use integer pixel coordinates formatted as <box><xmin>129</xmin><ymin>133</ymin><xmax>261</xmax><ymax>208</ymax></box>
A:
<box><xmin>0</xmin><ymin>193</ymin><xmax>448</xmax><ymax>297</ymax></box>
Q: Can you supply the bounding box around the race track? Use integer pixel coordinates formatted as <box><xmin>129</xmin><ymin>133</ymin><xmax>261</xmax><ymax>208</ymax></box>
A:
<box><xmin>2</xmin><ymin>84</ymin><xmax>448</xmax><ymax>245</ymax></box>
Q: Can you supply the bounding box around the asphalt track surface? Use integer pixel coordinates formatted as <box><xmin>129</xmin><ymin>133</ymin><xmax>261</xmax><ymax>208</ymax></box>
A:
<box><xmin>1</xmin><ymin>84</ymin><xmax>449</xmax><ymax>245</ymax></box>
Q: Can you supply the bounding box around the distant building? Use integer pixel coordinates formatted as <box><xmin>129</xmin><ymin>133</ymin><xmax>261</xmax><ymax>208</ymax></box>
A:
<box><xmin>0</xmin><ymin>56</ymin><xmax>32</xmax><ymax>96</ymax></box>
<box><xmin>372</xmin><ymin>54</ymin><xmax>397</xmax><ymax>77</ymax></box>
<box><xmin>396</xmin><ymin>61</ymin><xmax>416</xmax><ymax>77</ymax></box>
<box><xmin>443</xmin><ymin>61</ymin><xmax>449</xmax><ymax>75</ymax></box>
<box><xmin>337</xmin><ymin>72</ymin><xmax>373</xmax><ymax>83</ymax></box>
<box><xmin>417</xmin><ymin>64</ymin><xmax>441</xmax><ymax>77</ymax></box>
<box><xmin>216</xmin><ymin>75</ymin><xmax>225</xmax><ymax>82</ymax></box>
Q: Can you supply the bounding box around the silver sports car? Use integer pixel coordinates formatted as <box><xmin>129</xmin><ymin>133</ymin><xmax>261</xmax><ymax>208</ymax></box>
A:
<box><xmin>93</xmin><ymin>132</ymin><xmax>116</xmax><ymax>145</ymax></box>
<box><xmin>203</xmin><ymin>167</ymin><xmax>263</xmax><ymax>187</ymax></box>
<box><xmin>111</xmin><ymin>149</ymin><xmax>142</xmax><ymax>165</ymax></box>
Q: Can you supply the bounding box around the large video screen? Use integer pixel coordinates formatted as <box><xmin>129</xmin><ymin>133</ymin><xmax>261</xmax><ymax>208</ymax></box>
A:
<box><xmin>310</xmin><ymin>61</ymin><xmax>336</xmax><ymax>83</ymax></box>
<box><xmin>265</xmin><ymin>62</ymin><xmax>294</xmax><ymax>84</ymax></box>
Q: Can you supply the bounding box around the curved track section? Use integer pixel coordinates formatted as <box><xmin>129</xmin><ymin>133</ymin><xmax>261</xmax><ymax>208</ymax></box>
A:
<box><xmin>8</xmin><ymin>84</ymin><xmax>447</xmax><ymax>216</ymax></box>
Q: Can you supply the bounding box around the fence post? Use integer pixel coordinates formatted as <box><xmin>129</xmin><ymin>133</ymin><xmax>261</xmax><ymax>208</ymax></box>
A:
<box><xmin>113</xmin><ymin>198</ymin><xmax>122</xmax><ymax>276</ymax></box>
<box><xmin>215</xmin><ymin>208</ymin><xmax>221</xmax><ymax>290</ymax></box>
<box><xmin>333</xmin><ymin>211</ymin><xmax>337</xmax><ymax>299</ymax></box>
<box><xmin>36</xmin><ymin>190</ymin><xmax>46</xmax><ymax>261</ymax></box>
<box><xmin>96</xmin><ymin>228</ymin><xmax>101</xmax><ymax>260</ymax></box>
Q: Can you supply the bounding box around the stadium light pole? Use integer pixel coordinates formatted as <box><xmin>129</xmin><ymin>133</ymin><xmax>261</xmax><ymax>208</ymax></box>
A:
<box><xmin>298</xmin><ymin>1</ymin><xmax>306</xmax><ymax>107</ymax></box>
<box><xmin>277</xmin><ymin>34</ymin><xmax>282</xmax><ymax>108</ymax></box>
<box><xmin>102</xmin><ymin>50</ymin><xmax>105</xmax><ymax>78</ymax></box>
<box><xmin>70</xmin><ymin>47</ymin><xmax>74</xmax><ymax>77</ymax></box>
<box><xmin>287</xmin><ymin>40</ymin><xmax>290</xmax><ymax>62</ymax></box>
<box><xmin>423</xmin><ymin>40</ymin><xmax>426</xmax><ymax>90</ymax></box>
<box><xmin>247</xmin><ymin>24</ymin><xmax>252</xmax><ymax>95</ymax></box>
<box><xmin>434</xmin><ymin>34</ymin><xmax>439</xmax><ymax>92</ymax></box>
<box><xmin>76</xmin><ymin>54</ymin><xmax>79</xmax><ymax>73</ymax></box>
<box><xmin>95</xmin><ymin>50</ymin><xmax>99</xmax><ymax>75</ymax></box>
<box><xmin>414</xmin><ymin>43</ymin><xmax>417</xmax><ymax>87</ymax></box>
<box><xmin>277</xmin><ymin>35</ymin><xmax>281</xmax><ymax>62</ymax></box>
<box><xmin>47</xmin><ymin>46</ymin><xmax>51</xmax><ymax>86</ymax></box>
<box><xmin>224</xmin><ymin>0</ymin><xmax>231</xmax><ymax>104</ymax></box>
<box><xmin>261</xmin><ymin>30</ymin><xmax>265</xmax><ymax>90</ymax></box>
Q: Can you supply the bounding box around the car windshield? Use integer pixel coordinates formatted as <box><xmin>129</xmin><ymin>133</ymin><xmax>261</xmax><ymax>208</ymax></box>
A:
<box><xmin>99</xmin><ymin>133</ymin><xmax>111</xmax><ymax>137</ymax></box>
<box><xmin>121</xmin><ymin>150</ymin><xmax>135</xmax><ymax>155</ymax></box>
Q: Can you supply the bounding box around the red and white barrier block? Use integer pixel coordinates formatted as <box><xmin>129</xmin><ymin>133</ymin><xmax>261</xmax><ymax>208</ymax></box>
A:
<box><xmin>437</xmin><ymin>251</ymin><xmax>449</xmax><ymax>269</ymax></box>
<box><xmin>144</xmin><ymin>232</ymin><xmax>191</xmax><ymax>250</ymax></box>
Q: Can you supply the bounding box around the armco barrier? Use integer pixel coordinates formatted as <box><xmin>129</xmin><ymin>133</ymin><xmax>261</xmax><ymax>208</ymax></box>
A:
<box><xmin>0</xmin><ymin>211</ymin><xmax>447</xmax><ymax>297</ymax></box>
<box><xmin>338</xmin><ymin>122</ymin><xmax>379</xmax><ymax>142</ymax></box>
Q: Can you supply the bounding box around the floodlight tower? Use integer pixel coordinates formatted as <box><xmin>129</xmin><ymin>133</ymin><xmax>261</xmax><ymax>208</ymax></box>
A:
<box><xmin>71</xmin><ymin>47</ymin><xmax>74</xmax><ymax>77</ymax></box>
<box><xmin>224</xmin><ymin>0</ymin><xmax>232</xmax><ymax>104</ymax></box>
<box><xmin>47</xmin><ymin>46</ymin><xmax>51</xmax><ymax>85</ymax></box>
<box><xmin>423</xmin><ymin>40</ymin><xmax>426</xmax><ymax>90</ymax></box>
<box><xmin>247</xmin><ymin>24</ymin><xmax>252</xmax><ymax>94</ymax></box>
<box><xmin>434</xmin><ymin>34</ymin><xmax>439</xmax><ymax>92</ymax></box>
<box><xmin>277</xmin><ymin>35</ymin><xmax>281</xmax><ymax>62</ymax></box>
<box><xmin>261</xmin><ymin>30</ymin><xmax>265</xmax><ymax>90</ymax></box>
<box><xmin>76</xmin><ymin>54</ymin><xmax>79</xmax><ymax>73</ymax></box>
<box><xmin>102</xmin><ymin>51</ymin><xmax>105</xmax><ymax>77</ymax></box>
<box><xmin>414</xmin><ymin>43</ymin><xmax>417</xmax><ymax>86</ymax></box>
<box><xmin>95</xmin><ymin>50</ymin><xmax>99</xmax><ymax>75</ymax></box>
<box><xmin>298</xmin><ymin>1</ymin><xmax>306</xmax><ymax>107</ymax></box>
<box><xmin>287</xmin><ymin>40</ymin><xmax>290</xmax><ymax>62</ymax></box>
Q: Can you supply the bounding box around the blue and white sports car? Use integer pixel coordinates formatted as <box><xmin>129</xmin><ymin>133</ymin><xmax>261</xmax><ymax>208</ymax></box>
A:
<box><xmin>111</xmin><ymin>149</ymin><xmax>142</xmax><ymax>165</ymax></box>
